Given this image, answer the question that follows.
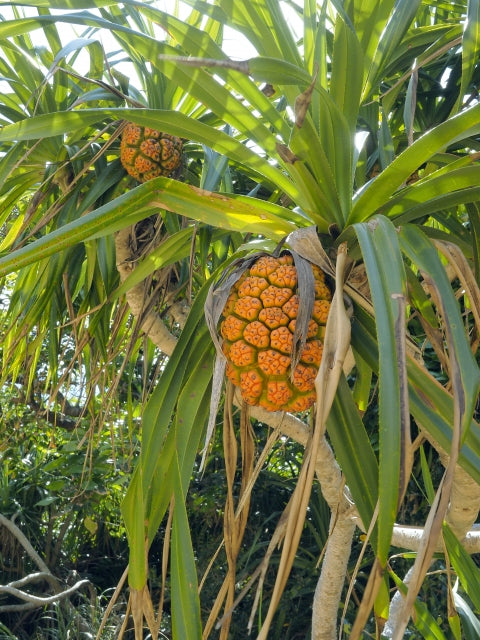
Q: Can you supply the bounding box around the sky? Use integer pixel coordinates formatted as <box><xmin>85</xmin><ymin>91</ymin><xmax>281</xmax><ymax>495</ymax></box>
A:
<box><xmin>0</xmin><ymin>1</ymin><xmax>303</xmax><ymax>64</ymax></box>
<box><xmin>0</xmin><ymin>1</ymin><xmax>263</xmax><ymax>91</ymax></box>
<box><xmin>0</xmin><ymin>1</ymin><xmax>304</xmax><ymax>112</ymax></box>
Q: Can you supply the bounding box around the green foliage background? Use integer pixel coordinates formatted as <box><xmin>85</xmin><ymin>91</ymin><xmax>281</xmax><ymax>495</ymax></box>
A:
<box><xmin>0</xmin><ymin>1</ymin><xmax>480</xmax><ymax>638</ymax></box>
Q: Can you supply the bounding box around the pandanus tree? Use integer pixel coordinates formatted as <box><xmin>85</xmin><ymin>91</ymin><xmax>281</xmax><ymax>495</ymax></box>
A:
<box><xmin>1</xmin><ymin>0</ymin><xmax>480</xmax><ymax>638</ymax></box>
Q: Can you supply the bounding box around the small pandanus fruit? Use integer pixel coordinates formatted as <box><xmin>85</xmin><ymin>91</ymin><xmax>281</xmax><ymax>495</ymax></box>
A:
<box><xmin>120</xmin><ymin>122</ymin><xmax>183</xmax><ymax>182</ymax></box>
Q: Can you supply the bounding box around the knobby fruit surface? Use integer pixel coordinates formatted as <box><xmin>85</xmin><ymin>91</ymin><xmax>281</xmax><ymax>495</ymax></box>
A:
<box><xmin>120</xmin><ymin>123</ymin><xmax>183</xmax><ymax>182</ymax></box>
<box><xmin>220</xmin><ymin>253</ymin><xmax>332</xmax><ymax>412</ymax></box>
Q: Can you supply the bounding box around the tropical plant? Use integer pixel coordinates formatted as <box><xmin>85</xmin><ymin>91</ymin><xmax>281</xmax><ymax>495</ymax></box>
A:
<box><xmin>0</xmin><ymin>1</ymin><xmax>480</xmax><ymax>639</ymax></box>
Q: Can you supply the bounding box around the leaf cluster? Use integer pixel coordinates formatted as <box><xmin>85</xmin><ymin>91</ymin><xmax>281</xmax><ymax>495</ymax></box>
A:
<box><xmin>0</xmin><ymin>0</ymin><xmax>480</xmax><ymax>638</ymax></box>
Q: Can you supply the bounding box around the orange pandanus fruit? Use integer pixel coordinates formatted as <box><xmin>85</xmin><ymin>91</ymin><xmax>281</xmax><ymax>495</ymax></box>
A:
<box><xmin>219</xmin><ymin>253</ymin><xmax>332</xmax><ymax>412</ymax></box>
<box><xmin>120</xmin><ymin>123</ymin><xmax>183</xmax><ymax>182</ymax></box>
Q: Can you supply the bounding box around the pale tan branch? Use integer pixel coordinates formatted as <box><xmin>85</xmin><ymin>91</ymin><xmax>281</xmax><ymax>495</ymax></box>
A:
<box><xmin>417</xmin><ymin>431</ymin><xmax>480</xmax><ymax>542</ymax></box>
<box><xmin>383</xmin><ymin>567</ymin><xmax>415</xmax><ymax>638</ymax></box>
<box><xmin>4</xmin><ymin>572</ymin><xmax>59</xmax><ymax>593</ymax></box>
<box><xmin>0</xmin><ymin>580</ymin><xmax>93</xmax><ymax>612</ymax></box>
<box><xmin>310</xmin><ymin>437</ymin><xmax>357</xmax><ymax>640</ymax></box>
<box><xmin>312</xmin><ymin>515</ymin><xmax>357</xmax><ymax>640</ymax></box>
<box><xmin>115</xmin><ymin>226</ymin><xmax>179</xmax><ymax>355</ymax></box>
<box><xmin>391</xmin><ymin>524</ymin><xmax>480</xmax><ymax>554</ymax></box>
<box><xmin>441</xmin><ymin>451</ymin><xmax>480</xmax><ymax>541</ymax></box>
<box><xmin>0</xmin><ymin>514</ymin><xmax>95</xmax><ymax>617</ymax></box>
<box><xmin>0</xmin><ymin>514</ymin><xmax>51</xmax><ymax>576</ymax></box>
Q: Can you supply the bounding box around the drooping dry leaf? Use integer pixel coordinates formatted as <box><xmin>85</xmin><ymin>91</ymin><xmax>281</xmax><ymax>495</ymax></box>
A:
<box><xmin>220</xmin><ymin>384</ymin><xmax>239</xmax><ymax>640</ymax></box>
<box><xmin>203</xmin><ymin>389</ymin><xmax>261</xmax><ymax>639</ymax></box>
<box><xmin>205</xmin><ymin>424</ymin><xmax>282</xmax><ymax>636</ymax></box>
<box><xmin>392</xmin><ymin>293</ymin><xmax>413</xmax><ymax>508</ymax></box>
<box><xmin>286</xmin><ymin>226</ymin><xmax>335</xmax><ymax>277</ymax></box>
<box><xmin>276</xmin><ymin>142</ymin><xmax>299</xmax><ymax>164</ymax></box>
<box><xmin>129</xmin><ymin>585</ymin><xmax>158</xmax><ymax>640</ymax></box>
<box><xmin>96</xmin><ymin>566</ymin><xmax>129</xmax><ymax>640</ymax></box>
<box><xmin>435</xmin><ymin>239</ymin><xmax>480</xmax><ymax>335</ymax></box>
<box><xmin>202</xmin><ymin>254</ymin><xmax>263</xmax><ymax>469</ymax></box>
<box><xmin>289</xmin><ymin>249</ymin><xmax>315</xmax><ymax>372</ymax></box>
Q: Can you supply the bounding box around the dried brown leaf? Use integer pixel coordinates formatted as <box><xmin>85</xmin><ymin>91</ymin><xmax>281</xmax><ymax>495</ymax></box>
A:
<box><xmin>286</xmin><ymin>226</ymin><xmax>335</xmax><ymax>277</ymax></box>
<box><xmin>276</xmin><ymin>142</ymin><xmax>299</xmax><ymax>164</ymax></box>
<box><xmin>392</xmin><ymin>294</ymin><xmax>413</xmax><ymax>508</ymax></box>
<box><xmin>202</xmin><ymin>253</ymin><xmax>267</xmax><ymax>469</ymax></box>
<box><xmin>220</xmin><ymin>384</ymin><xmax>239</xmax><ymax>639</ymax></box>
<box><xmin>209</xmin><ymin>424</ymin><xmax>281</xmax><ymax>635</ymax></box>
<box><xmin>289</xmin><ymin>249</ymin><xmax>315</xmax><ymax>372</ymax></box>
<box><xmin>294</xmin><ymin>65</ymin><xmax>318</xmax><ymax>128</ymax></box>
<box><xmin>435</xmin><ymin>239</ymin><xmax>480</xmax><ymax>336</ymax></box>
<box><xmin>349</xmin><ymin>558</ymin><xmax>387</xmax><ymax>640</ymax></box>
<box><xmin>95</xmin><ymin>567</ymin><xmax>129</xmax><ymax>640</ymax></box>
<box><xmin>315</xmin><ymin>243</ymin><xmax>353</xmax><ymax>420</ymax></box>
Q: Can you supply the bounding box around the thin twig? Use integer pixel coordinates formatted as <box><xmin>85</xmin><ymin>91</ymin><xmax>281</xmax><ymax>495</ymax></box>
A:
<box><xmin>157</xmin><ymin>54</ymin><xmax>250</xmax><ymax>75</ymax></box>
